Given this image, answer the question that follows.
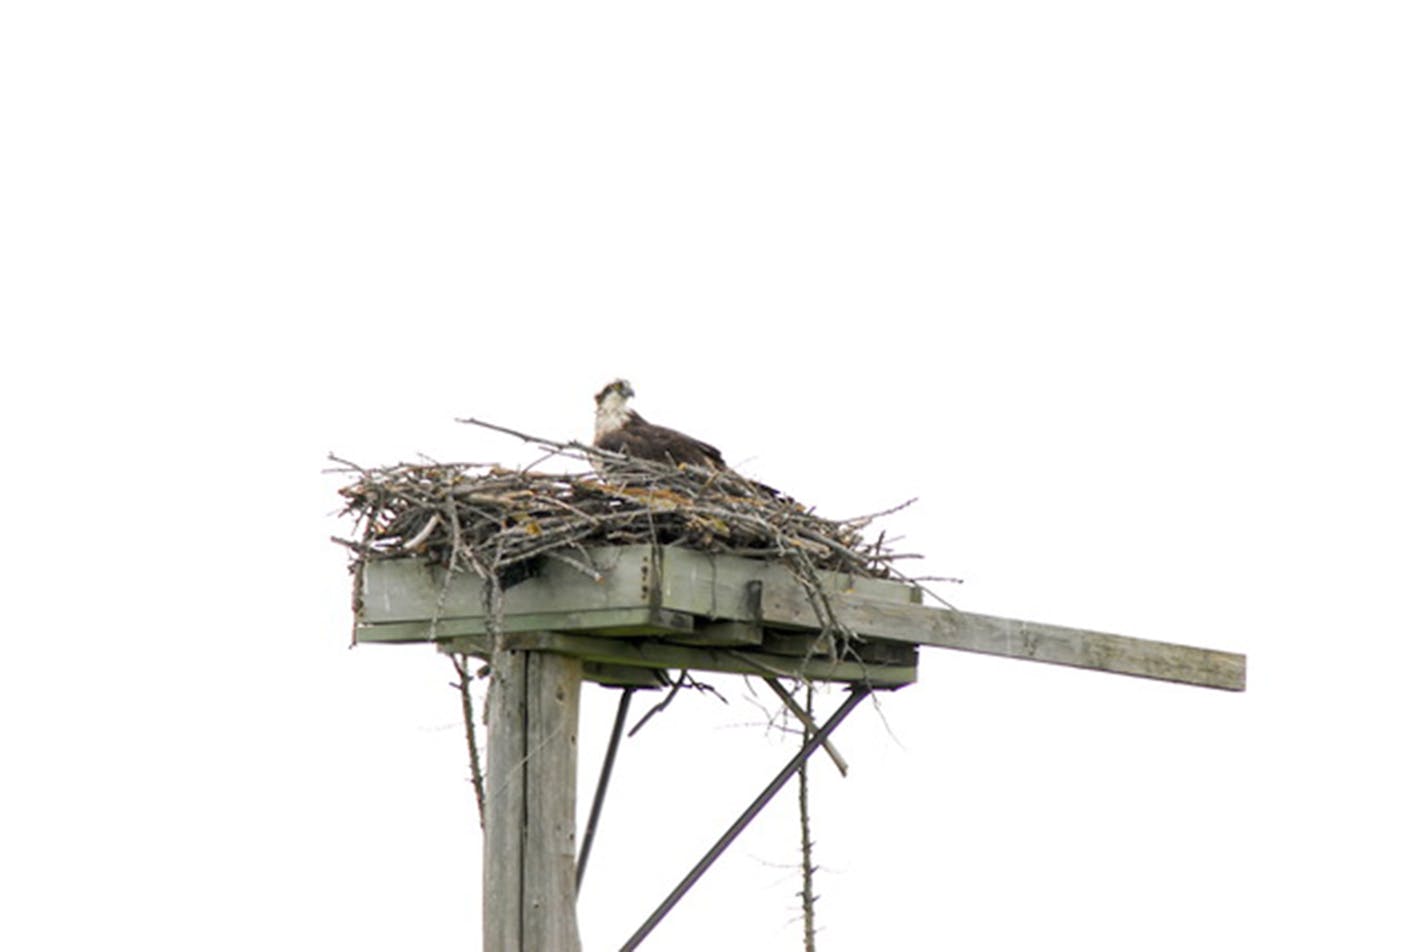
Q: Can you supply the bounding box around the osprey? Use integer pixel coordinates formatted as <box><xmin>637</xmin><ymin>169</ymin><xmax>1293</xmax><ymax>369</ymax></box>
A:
<box><xmin>593</xmin><ymin>379</ymin><xmax>726</xmax><ymax>470</ymax></box>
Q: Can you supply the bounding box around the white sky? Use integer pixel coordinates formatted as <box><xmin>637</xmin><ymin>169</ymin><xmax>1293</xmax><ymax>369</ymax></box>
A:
<box><xmin>3</xmin><ymin>2</ymin><xmax>1421</xmax><ymax>950</ymax></box>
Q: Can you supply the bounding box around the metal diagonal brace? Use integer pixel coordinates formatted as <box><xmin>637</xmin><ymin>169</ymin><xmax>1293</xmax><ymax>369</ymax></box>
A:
<box><xmin>620</xmin><ymin>684</ymin><xmax>872</xmax><ymax>952</ymax></box>
<box><xmin>578</xmin><ymin>687</ymin><xmax>634</xmax><ymax>891</ymax></box>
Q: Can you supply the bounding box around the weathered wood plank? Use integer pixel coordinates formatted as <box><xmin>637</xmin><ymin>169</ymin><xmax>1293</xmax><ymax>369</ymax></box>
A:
<box><xmin>754</xmin><ymin>581</ymin><xmax>1245</xmax><ymax>691</ymax></box>
<box><xmin>581</xmin><ymin>662</ymin><xmax>669</xmax><ymax>689</ymax></box>
<box><xmin>483</xmin><ymin>647</ymin><xmax>527</xmax><ymax>952</ymax></box>
<box><xmin>360</xmin><ymin>546</ymin><xmax>1244</xmax><ymax>691</ymax></box>
<box><xmin>355</xmin><ymin>608</ymin><xmax>697</xmax><ymax>643</ymax></box>
<box><xmin>359</xmin><ymin>547</ymin><xmax>653</xmax><ymax>624</ymax></box>
<box><xmin>668</xmin><ymin>620</ymin><xmax>764</xmax><ymax>648</ymax></box>
<box><xmin>656</xmin><ymin>545</ymin><xmax>917</xmax><ymax>620</ymax></box>
<box><xmin>938</xmin><ymin>610</ymin><xmax>1246</xmax><ymax>691</ymax></box>
<box><xmin>432</xmin><ymin>644</ymin><xmax>667</xmax><ymax>689</ymax></box>
<box><xmin>483</xmin><ymin>647</ymin><xmax>584</xmax><ymax>951</ymax></box>
<box><xmin>360</xmin><ymin>545</ymin><xmax>916</xmax><ymax>626</ymax></box>
<box><xmin>521</xmin><ymin>651</ymin><xmax>582</xmax><ymax>952</ymax></box>
<box><xmin>445</xmin><ymin>632</ymin><xmax>918</xmax><ymax>688</ymax></box>
<box><xmin>756</xmin><ymin>629</ymin><xmax>919</xmax><ymax>666</ymax></box>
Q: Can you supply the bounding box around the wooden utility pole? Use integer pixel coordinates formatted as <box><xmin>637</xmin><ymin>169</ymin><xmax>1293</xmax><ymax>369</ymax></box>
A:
<box><xmin>483</xmin><ymin>645</ymin><xmax>583</xmax><ymax>952</ymax></box>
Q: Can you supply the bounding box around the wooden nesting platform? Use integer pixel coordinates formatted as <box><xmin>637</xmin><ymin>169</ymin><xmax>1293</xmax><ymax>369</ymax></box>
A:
<box><xmin>354</xmin><ymin>544</ymin><xmax>1246</xmax><ymax>692</ymax></box>
<box><xmin>356</xmin><ymin>544</ymin><xmax>920</xmax><ymax>688</ymax></box>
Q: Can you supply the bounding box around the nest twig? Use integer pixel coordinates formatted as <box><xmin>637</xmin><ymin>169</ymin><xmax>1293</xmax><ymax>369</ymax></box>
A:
<box><xmin>332</xmin><ymin>426</ymin><xmax>911</xmax><ymax>578</ymax></box>
<box><xmin>331</xmin><ymin>420</ymin><xmax>920</xmax><ymax>658</ymax></box>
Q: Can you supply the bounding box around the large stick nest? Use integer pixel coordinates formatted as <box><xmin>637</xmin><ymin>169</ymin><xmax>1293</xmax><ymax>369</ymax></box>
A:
<box><xmin>331</xmin><ymin>428</ymin><xmax>914</xmax><ymax>587</ymax></box>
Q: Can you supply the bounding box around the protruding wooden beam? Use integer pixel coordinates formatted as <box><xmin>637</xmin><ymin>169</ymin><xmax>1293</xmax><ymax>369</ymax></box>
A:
<box><xmin>360</xmin><ymin>546</ymin><xmax>1244</xmax><ymax>691</ymax></box>
<box><xmin>755</xmin><ymin>588</ymin><xmax>1246</xmax><ymax>691</ymax></box>
<box><xmin>941</xmin><ymin>610</ymin><xmax>1247</xmax><ymax>692</ymax></box>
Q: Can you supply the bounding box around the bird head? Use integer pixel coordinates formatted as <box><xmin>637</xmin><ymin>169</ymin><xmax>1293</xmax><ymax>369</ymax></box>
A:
<box><xmin>594</xmin><ymin>379</ymin><xmax>635</xmax><ymax>409</ymax></box>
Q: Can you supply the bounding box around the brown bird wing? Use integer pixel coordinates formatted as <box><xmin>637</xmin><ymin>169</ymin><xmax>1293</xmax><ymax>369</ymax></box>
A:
<box><xmin>595</xmin><ymin>412</ymin><xmax>726</xmax><ymax>469</ymax></box>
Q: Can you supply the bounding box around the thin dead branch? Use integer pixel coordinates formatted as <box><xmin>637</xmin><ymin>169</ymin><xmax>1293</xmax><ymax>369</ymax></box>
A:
<box><xmin>627</xmin><ymin>670</ymin><xmax>728</xmax><ymax>737</ymax></box>
<box><xmin>799</xmin><ymin>684</ymin><xmax>818</xmax><ymax>952</ymax></box>
<box><xmin>449</xmin><ymin>653</ymin><xmax>487</xmax><ymax>830</ymax></box>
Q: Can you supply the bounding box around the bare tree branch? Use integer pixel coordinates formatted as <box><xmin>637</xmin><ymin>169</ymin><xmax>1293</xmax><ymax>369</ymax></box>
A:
<box><xmin>799</xmin><ymin>684</ymin><xmax>818</xmax><ymax>952</ymax></box>
<box><xmin>449</xmin><ymin>653</ymin><xmax>487</xmax><ymax>830</ymax></box>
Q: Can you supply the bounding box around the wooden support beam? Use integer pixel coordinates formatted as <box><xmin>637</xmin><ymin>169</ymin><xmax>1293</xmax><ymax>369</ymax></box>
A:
<box><xmin>356</xmin><ymin>607</ymin><xmax>697</xmax><ymax>643</ymax></box>
<box><xmin>358</xmin><ymin>545</ymin><xmax>1244</xmax><ymax>691</ymax></box>
<box><xmin>483</xmin><ymin>645</ymin><xmax>583</xmax><ymax>952</ymax></box>
<box><xmin>581</xmin><ymin>662</ymin><xmax>668</xmax><ymax>690</ymax></box>
<box><xmin>667</xmin><ymin>580</ymin><xmax>764</xmax><ymax>648</ymax></box>
<box><xmin>755</xmin><ymin>587</ymin><xmax>1246</xmax><ymax>690</ymax></box>
<box><xmin>936</xmin><ymin>610</ymin><xmax>1246</xmax><ymax>691</ymax></box>
<box><xmin>446</xmin><ymin>631</ymin><xmax>918</xmax><ymax>689</ymax></box>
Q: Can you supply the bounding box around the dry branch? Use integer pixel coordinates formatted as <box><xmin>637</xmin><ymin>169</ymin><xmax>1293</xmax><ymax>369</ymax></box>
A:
<box><xmin>449</xmin><ymin>653</ymin><xmax>487</xmax><ymax>830</ymax></box>
<box><xmin>799</xmin><ymin>685</ymin><xmax>818</xmax><ymax>952</ymax></box>
<box><xmin>332</xmin><ymin>428</ymin><xmax>909</xmax><ymax>587</ymax></box>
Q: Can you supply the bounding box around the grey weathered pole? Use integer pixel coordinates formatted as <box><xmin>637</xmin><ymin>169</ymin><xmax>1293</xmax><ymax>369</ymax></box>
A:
<box><xmin>483</xmin><ymin>644</ymin><xmax>583</xmax><ymax>952</ymax></box>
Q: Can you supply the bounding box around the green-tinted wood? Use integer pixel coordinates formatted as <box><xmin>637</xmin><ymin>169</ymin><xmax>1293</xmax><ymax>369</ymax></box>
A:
<box><xmin>754</xmin><ymin>578</ymin><xmax>1245</xmax><ymax>691</ymax></box>
<box><xmin>434</xmin><ymin>643</ymin><xmax>668</xmax><ymax>689</ymax></box>
<box><xmin>355</xmin><ymin>607</ymin><xmax>697</xmax><ymax>643</ymax></box>
<box><xmin>942</xmin><ymin>610</ymin><xmax>1246</xmax><ymax>691</ymax></box>
<box><xmin>359</xmin><ymin>545</ymin><xmax>915</xmax><ymax>627</ymax></box>
<box><xmin>759</xmin><ymin>629</ymin><xmax>919</xmax><ymax>666</ymax></box>
<box><xmin>444</xmin><ymin>631</ymin><xmax>918</xmax><ymax>688</ymax></box>
<box><xmin>665</xmin><ymin>576</ymin><xmax>764</xmax><ymax>647</ymax></box>
<box><xmin>655</xmin><ymin>545</ymin><xmax>916</xmax><ymax>621</ymax></box>
<box><xmin>668</xmin><ymin>620</ymin><xmax>764</xmax><ymax>648</ymax></box>
<box><xmin>359</xmin><ymin>546</ymin><xmax>1244</xmax><ymax>691</ymax></box>
<box><xmin>580</xmin><ymin>663</ymin><xmax>669</xmax><ymax>689</ymax></box>
<box><xmin>359</xmin><ymin>547</ymin><xmax>654</xmax><ymax>624</ymax></box>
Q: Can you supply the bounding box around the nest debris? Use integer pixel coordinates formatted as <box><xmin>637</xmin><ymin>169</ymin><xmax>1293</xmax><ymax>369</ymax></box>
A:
<box><xmin>333</xmin><ymin>459</ymin><xmax>909</xmax><ymax>582</ymax></box>
<box><xmin>331</xmin><ymin>422</ymin><xmax>919</xmax><ymax>632</ymax></box>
